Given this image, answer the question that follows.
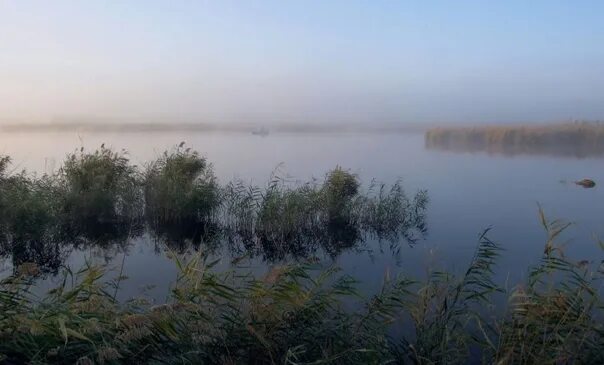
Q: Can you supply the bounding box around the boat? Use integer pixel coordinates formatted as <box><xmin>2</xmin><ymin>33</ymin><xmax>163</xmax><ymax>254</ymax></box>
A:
<box><xmin>251</xmin><ymin>127</ymin><xmax>269</xmax><ymax>136</ymax></box>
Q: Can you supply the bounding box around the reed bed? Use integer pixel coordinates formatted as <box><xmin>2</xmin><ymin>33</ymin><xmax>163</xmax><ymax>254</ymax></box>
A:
<box><xmin>425</xmin><ymin>122</ymin><xmax>604</xmax><ymax>157</ymax></box>
<box><xmin>0</xmin><ymin>211</ymin><xmax>602</xmax><ymax>364</ymax></box>
<box><xmin>0</xmin><ymin>145</ymin><xmax>428</xmax><ymax>273</ymax></box>
<box><xmin>220</xmin><ymin>167</ymin><xmax>427</xmax><ymax>260</ymax></box>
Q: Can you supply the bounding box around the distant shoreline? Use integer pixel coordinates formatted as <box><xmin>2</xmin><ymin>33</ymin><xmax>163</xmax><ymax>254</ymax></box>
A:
<box><xmin>0</xmin><ymin>121</ymin><xmax>428</xmax><ymax>134</ymax></box>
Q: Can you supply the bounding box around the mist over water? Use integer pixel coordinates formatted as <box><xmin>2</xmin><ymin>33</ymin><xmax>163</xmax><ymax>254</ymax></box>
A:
<box><xmin>2</xmin><ymin>2</ymin><xmax>604</xmax><ymax>362</ymax></box>
<box><xmin>2</xmin><ymin>2</ymin><xmax>604</xmax><ymax>125</ymax></box>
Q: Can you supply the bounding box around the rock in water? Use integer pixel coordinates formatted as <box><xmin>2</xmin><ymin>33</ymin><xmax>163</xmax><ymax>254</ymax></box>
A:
<box><xmin>575</xmin><ymin>179</ymin><xmax>596</xmax><ymax>188</ymax></box>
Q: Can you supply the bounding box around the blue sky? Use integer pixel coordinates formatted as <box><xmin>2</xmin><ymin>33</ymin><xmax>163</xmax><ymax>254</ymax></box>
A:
<box><xmin>1</xmin><ymin>1</ymin><xmax>603</xmax><ymax>123</ymax></box>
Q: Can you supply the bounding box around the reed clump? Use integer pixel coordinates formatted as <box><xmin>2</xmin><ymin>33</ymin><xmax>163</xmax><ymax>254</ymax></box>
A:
<box><xmin>222</xmin><ymin>168</ymin><xmax>427</xmax><ymax>260</ymax></box>
<box><xmin>322</xmin><ymin>166</ymin><xmax>359</xmax><ymax>222</ymax></box>
<box><xmin>0</xmin><ymin>164</ymin><xmax>59</xmax><ymax>240</ymax></box>
<box><xmin>357</xmin><ymin>180</ymin><xmax>428</xmax><ymax>243</ymax></box>
<box><xmin>144</xmin><ymin>143</ymin><xmax>220</xmax><ymax>224</ymax></box>
<box><xmin>0</xmin><ymin>148</ymin><xmax>146</xmax><ymax>274</ymax></box>
<box><xmin>0</xmin><ymin>211</ymin><xmax>602</xmax><ymax>364</ymax></box>
<box><xmin>254</xmin><ymin>178</ymin><xmax>323</xmax><ymax>252</ymax></box>
<box><xmin>57</xmin><ymin>146</ymin><xmax>142</xmax><ymax>226</ymax></box>
<box><xmin>0</xmin><ymin>157</ymin><xmax>66</xmax><ymax>274</ymax></box>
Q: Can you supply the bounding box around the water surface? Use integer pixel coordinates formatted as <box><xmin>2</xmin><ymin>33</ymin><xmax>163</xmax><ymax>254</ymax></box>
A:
<box><xmin>1</xmin><ymin>131</ymin><xmax>603</xmax><ymax>301</ymax></box>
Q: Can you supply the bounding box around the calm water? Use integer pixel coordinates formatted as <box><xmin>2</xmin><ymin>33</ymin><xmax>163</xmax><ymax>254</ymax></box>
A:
<box><xmin>1</xmin><ymin>131</ymin><xmax>603</xmax><ymax>301</ymax></box>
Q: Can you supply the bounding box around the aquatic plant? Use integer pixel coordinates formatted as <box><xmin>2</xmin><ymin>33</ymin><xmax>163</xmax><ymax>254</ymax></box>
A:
<box><xmin>255</xmin><ymin>175</ymin><xmax>323</xmax><ymax>251</ymax></box>
<box><xmin>356</xmin><ymin>180</ymin><xmax>428</xmax><ymax>243</ymax></box>
<box><xmin>221</xmin><ymin>168</ymin><xmax>427</xmax><ymax>260</ymax></box>
<box><xmin>221</xmin><ymin>172</ymin><xmax>330</xmax><ymax>260</ymax></box>
<box><xmin>322</xmin><ymin>166</ymin><xmax>359</xmax><ymax>223</ymax></box>
<box><xmin>0</xmin><ymin>212</ymin><xmax>602</xmax><ymax>364</ymax></box>
<box><xmin>58</xmin><ymin>146</ymin><xmax>142</xmax><ymax>225</ymax></box>
<box><xmin>0</xmin><ymin>173</ymin><xmax>58</xmax><ymax>240</ymax></box>
<box><xmin>0</xmin><ymin>158</ymin><xmax>66</xmax><ymax>274</ymax></box>
<box><xmin>144</xmin><ymin>143</ymin><xmax>220</xmax><ymax>224</ymax></box>
<box><xmin>0</xmin><ymin>150</ymin><xmax>144</xmax><ymax>252</ymax></box>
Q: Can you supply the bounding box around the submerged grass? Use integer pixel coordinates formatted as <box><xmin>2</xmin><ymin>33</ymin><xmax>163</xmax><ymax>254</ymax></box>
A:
<box><xmin>0</xmin><ymin>211</ymin><xmax>602</xmax><ymax>364</ymax></box>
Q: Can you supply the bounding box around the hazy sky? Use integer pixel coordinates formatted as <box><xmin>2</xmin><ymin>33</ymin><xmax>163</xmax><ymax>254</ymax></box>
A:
<box><xmin>1</xmin><ymin>1</ymin><xmax>603</xmax><ymax>124</ymax></box>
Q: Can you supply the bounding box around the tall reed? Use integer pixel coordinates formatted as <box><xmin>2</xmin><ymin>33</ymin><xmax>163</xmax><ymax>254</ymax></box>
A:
<box><xmin>58</xmin><ymin>146</ymin><xmax>142</xmax><ymax>225</ymax></box>
<box><xmin>221</xmin><ymin>167</ymin><xmax>427</xmax><ymax>260</ymax></box>
<box><xmin>144</xmin><ymin>143</ymin><xmax>220</xmax><ymax>224</ymax></box>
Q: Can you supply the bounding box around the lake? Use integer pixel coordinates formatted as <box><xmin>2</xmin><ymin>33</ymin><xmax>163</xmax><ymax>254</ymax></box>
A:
<box><xmin>1</xmin><ymin>130</ymin><xmax>603</xmax><ymax>302</ymax></box>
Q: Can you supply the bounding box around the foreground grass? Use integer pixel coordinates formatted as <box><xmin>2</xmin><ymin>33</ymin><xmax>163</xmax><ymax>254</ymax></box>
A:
<box><xmin>0</xmin><ymin>211</ymin><xmax>602</xmax><ymax>364</ymax></box>
<box><xmin>425</xmin><ymin>122</ymin><xmax>604</xmax><ymax>157</ymax></box>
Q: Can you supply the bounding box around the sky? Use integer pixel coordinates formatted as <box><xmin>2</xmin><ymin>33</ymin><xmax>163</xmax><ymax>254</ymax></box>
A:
<box><xmin>0</xmin><ymin>0</ymin><xmax>603</xmax><ymax>124</ymax></box>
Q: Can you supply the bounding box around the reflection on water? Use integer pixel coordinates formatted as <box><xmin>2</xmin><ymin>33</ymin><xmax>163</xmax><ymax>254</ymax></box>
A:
<box><xmin>425</xmin><ymin>139</ymin><xmax>604</xmax><ymax>158</ymax></box>
<box><xmin>0</xmin><ymin>220</ymin><xmax>143</xmax><ymax>276</ymax></box>
<box><xmin>0</xmin><ymin>210</ymin><xmax>428</xmax><ymax>278</ymax></box>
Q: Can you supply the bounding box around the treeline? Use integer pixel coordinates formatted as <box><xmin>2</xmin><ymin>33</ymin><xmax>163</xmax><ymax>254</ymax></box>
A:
<box><xmin>0</xmin><ymin>144</ymin><xmax>428</xmax><ymax>273</ymax></box>
<box><xmin>425</xmin><ymin>122</ymin><xmax>604</xmax><ymax>157</ymax></box>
